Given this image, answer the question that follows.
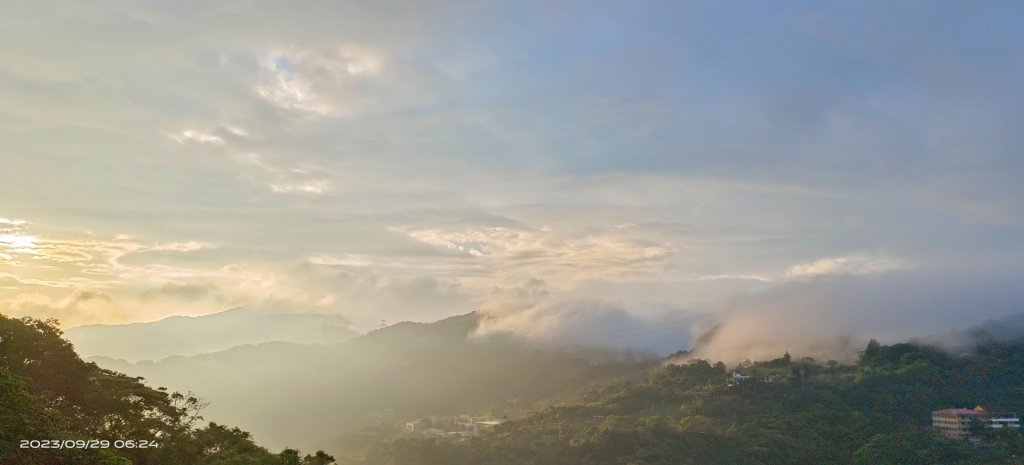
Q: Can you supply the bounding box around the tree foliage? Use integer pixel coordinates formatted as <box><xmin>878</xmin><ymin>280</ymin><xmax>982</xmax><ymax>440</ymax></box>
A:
<box><xmin>350</xmin><ymin>339</ymin><xmax>1024</xmax><ymax>465</ymax></box>
<box><xmin>0</xmin><ymin>314</ymin><xmax>334</xmax><ymax>465</ymax></box>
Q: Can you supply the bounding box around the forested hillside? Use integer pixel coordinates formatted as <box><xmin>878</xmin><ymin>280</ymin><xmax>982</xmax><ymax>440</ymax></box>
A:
<box><xmin>9</xmin><ymin>307</ymin><xmax>1024</xmax><ymax>465</ymax></box>
<box><xmin>351</xmin><ymin>339</ymin><xmax>1024</xmax><ymax>465</ymax></box>
<box><xmin>90</xmin><ymin>313</ymin><xmax>653</xmax><ymax>452</ymax></box>
<box><xmin>0</xmin><ymin>314</ymin><xmax>332</xmax><ymax>465</ymax></box>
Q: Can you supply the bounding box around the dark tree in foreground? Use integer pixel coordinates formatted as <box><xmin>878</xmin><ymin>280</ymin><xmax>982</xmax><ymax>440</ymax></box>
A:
<box><xmin>0</xmin><ymin>313</ymin><xmax>336</xmax><ymax>465</ymax></box>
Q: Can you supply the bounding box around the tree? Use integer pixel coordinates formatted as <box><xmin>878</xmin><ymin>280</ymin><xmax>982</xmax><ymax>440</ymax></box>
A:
<box><xmin>277</xmin><ymin>448</ymin><xmax>301</xmax><ymax>465</ymax></box>
<box><xmin>1</xmin><ymin>314</ymin><xmax>328</xmax><ymax>465</ymax></box>
<box><xmin>0</xmin><ymin>367</ymin><xmax>59</xmax><ymax>463</ymax></box>
<box><xmin>967</xmin><ymin>416</ymin><xmax>987</xmax><ymax>438</ymax></box>
<box><xmin>302</xmin><ymin>450</ymin><xmax>336</xmax><ymax>465</ymax></box>
<box><xmin>863</xmin><ymin>339</ymin><xmax>882</xmax><ymax>362</ymax></box>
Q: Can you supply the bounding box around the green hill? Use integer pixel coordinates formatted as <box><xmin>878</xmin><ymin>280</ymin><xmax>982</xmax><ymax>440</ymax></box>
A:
<box><xmin>11</xmin><ymin>307</ymin><xmax>1024</xmax><ymax>465</ymax></box>
<box><xmin>84</xmin><ymin>313</ymin><xmax>654</xmax><ymax>453</ymax></box>
<box><xmin>350</xmin><ymin>339</ymin><xmax>1024</xmax><ymax>465</ymax></box>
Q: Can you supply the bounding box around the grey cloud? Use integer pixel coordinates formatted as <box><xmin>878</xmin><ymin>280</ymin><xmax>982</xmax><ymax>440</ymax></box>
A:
<box><xmin>244</xmin><ymin>260</ymin><xmax>476</xmax><ymax>326</ymax></box>
<box><xmin>5</xmin><ymin>289</ymin><xmax>124</xmax><ymax>326</ymax></box>
<box><xmin>67</xmin><ymin>290</ymin><xmax>112</xmax><ymax>304</ymax></box>
<box><xmin>141</xmin><ymin>282</ymin><xmax>219</xmax><ymax>302</ymax></box>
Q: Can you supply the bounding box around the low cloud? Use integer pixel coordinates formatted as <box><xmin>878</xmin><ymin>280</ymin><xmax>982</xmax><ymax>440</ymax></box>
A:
<box><xmin>6</xmin><ymin>289</ymin><xmax>124</xmax><ymax>326</ymax></box>
<box><xmin>472</xmin><ymin>281</ymin><xmax>702</xmax><ymax>355</ymax></box>
<box><xmin>691</xmin><ymin>264</ymin><xmax>1024</xmax><ymax>364</ymax></box>
<box><xmin>276</xmin><ymin>262</ymin><xmax>474</xmax><ymax>326</ymax></box>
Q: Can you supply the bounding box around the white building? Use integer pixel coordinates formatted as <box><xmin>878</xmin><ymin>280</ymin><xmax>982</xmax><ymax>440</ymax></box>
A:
<box><xmin>988</xmin><ymin>412</ymin><xmax>1021</xmax><ymax>429</ymax></box>
<box><xmin>933</xmin><ymin>406</ymin><xmax>1020</xmax><ymax>440</ymax></box>
<box><xmin>404</xmin><ymin>420</ymin><xmax>424</xmax><ymax>433</ymax></box>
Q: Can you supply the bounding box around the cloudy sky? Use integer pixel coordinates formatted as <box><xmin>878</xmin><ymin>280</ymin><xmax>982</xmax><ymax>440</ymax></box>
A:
<box><xmin>1</xmin><ymin>1</ymin><xmax>1022</xmax><ymax>346</ymax></box>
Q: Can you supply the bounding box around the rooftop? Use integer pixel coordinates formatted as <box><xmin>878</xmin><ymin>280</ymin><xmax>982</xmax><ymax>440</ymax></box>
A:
<box><xmin>933</xmin><ymin>408</ymin><xmax>983</xmax><ymax>416</ymax></box>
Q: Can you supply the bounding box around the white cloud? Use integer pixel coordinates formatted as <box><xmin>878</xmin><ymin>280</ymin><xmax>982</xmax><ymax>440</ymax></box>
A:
<box><xmin>270</xmin><ymin>180</ymin><xmax>330</xmax><ymax>194</ymax></box>
<box><xmin>223</xmin><ymin>125</ymin><xmax>249</xmax><ymax>137</ymax></box>
<box><xmin>785</xmin><ymin>254</ymin><xmax>907</xmax><ymax>278</ymax></box>
<box><xmin>402</xmin><ymin>226</ymin><xmax>674</xmax><ymax>284</ymax></box>
<box><xmin>698</xmin><ymin>274</ymin><xmax>773</xmax><ymax>282</ymax></box>
<box><xmin>0</xmin><ymin>234</ymin><xmax>36</xmax><ymax>253</ymax></box>
<box><xmin>691</xmin><ymin>264</ymin><xmax>1024</xmax><ymax>363</ymax></box>
<box><xmin>256</xmin><ymin>70</ymin><xmax>336</xmax><ymax>116</ymax></box>
<box><xmin>0</xmin><ymin>217</ymin><xmax>27</xmax><ymax>226</ymax></box>
<box><xmin>239</xmin><ymin>153</ymin><xmax>333</xmax><ymax>195</ymax></box>
<box><xmin>307</xmin><ymin>254</ymin><xmax>381</xmax><ymax>268</ymax></box>
<box><xmin>168</xmin><ymin>129</ymin><xmax>225</xmax><ymax>145</ymax></box>
<box><xmin>149</xmin><ymin>241</ymin><xmax>216</xmax><ymax>252</ymax></box>
<box><xmin>254</xmin><ymin>44</ymin><xmax>385</xmax><ymax>117</ymax></box>
<box><xmin>0</xmin><ymin>0</ymin><xmax>1021</xmax><ymax>349</ymax></box>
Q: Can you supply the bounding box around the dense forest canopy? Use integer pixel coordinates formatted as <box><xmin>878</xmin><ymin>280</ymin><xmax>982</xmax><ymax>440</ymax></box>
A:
<box><xmin>344</xmin><ymin>338</ymin><xmax>1024</xmax><ymax>465</ymax></box>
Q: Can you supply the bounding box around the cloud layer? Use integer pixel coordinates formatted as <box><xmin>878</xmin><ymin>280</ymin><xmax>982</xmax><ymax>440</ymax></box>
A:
<box><xmin>691</xmin><ymin>263</ymin><xmax>1024</xmax><ymax>363</ymax></box>
<box><xmin>1</xmin><ymin>1</ymin><xmax>1022</xmax><ymax>353</ymax></box>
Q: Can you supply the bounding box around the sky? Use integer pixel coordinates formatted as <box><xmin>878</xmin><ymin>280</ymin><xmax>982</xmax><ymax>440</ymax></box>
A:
<box><xmin>1</xmin><ymin>1</ymin><xmax>1023</xmax><ymax>351</ymax></box>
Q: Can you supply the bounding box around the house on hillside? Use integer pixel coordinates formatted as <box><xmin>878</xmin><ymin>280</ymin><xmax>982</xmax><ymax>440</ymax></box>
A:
<box><xmin>932</xmin><ymin>406</ymin><xmax>1020</xmax><ymax>440</ymax></box>
<box><xmin>422</xmin><ymin>428</ymin><xmax>446</xmax><ymax>438</ymax></box>
<box><xmin>987</xmin><ymin>411</ymin><xmax>1021</xmax><ymax>430</ymax></box>
<box><xmin>404</xmin><ymin>420</ymin><xmax>425</xmax><ymax>433</ymax></box>
<box><xmin>474</xmin><ymin>420</ymin><xmax>504</xmax><ymax>431</ymax></box>
<box><xmin>933</xmin><ymin>408</ymin><xmax>982</xmax><ymax>440</ymax></box>
<box><xmin>459</xmin><ymin>422</ymin><xmax>479</xmax><ymax>434</ymax></box>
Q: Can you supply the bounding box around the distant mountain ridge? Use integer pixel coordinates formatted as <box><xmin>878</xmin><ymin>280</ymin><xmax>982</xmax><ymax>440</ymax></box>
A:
<box><xmin>87</xmin><ymin>312</ymin><xmax>655</xmax><ymax>453</ymax></box>
<box><xmin>65</xmin><ymin>307</ymin><xmax>358</xmax><ymax>361</ymax></box>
